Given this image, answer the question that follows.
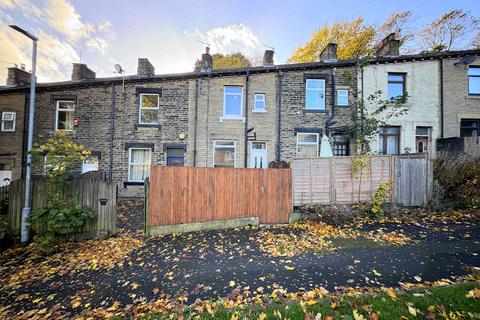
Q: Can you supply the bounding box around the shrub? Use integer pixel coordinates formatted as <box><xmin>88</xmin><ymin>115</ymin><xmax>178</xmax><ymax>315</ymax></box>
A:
<box><xmin>368</xmin><ymin>180</ymin><xmax>394</xmax><ymax>217</ymax></box>
<box><xmin>30</xmin><ymin>131</ymin><xmax>93</xmax><ymax>251</ymax></box>
<box><xmin>434</xmin><ymin>154</ymin><xmax>480</xmax><ymax>209</ymax></box>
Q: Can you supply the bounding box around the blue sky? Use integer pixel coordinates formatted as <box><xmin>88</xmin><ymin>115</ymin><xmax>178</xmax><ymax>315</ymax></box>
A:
<box><xmin>0</xmin><ymin>0</ymin><xmax>479</xmax><ymax>83</ymax></box>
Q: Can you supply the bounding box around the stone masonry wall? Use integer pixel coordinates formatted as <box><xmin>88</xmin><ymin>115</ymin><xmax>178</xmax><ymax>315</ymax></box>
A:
<box><xmin>279</xmin><ymin>66</ymin><xmax>357</xmax><ymax>162</ymax></box>
<box><xmin>0</xmin><ymin>92</ymin><xmax>26</xmax><ymax>182</ymax></box>
<box><xmin>442</xmin><ymin>56</ymin><xmax>480</xmax><ymax>138</ymax></box>
<box><xmin>188</xmin><ymin>73</ymin><xmax>277</xmax><ymax>168</ymax></box>
<box><xmin>31</xmin><ymin>79</ymin><xmax>190</xmax><ymax>198</ymax></box>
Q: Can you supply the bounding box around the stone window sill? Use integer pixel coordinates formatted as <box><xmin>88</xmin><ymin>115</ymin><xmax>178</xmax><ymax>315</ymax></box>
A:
<box><xmin>467</xmin><ymin>94</ymin><xmax>480</xmax><ymax>99</ymax></box>
<box><xmin>303</xmin><ymin>109</ymin><xmax>328</xmax><ymax>114</ymax></box>
<box><xmin>123</xmin><ymin>181</ymin><xmax>145</xmax><ymax>187</ymax></box>
<box><xmin>135</xmin><ymin>123</ymin><xmax>162</xmax><ymax>130</ymax></box>
<box><xmin>219</xmin><ymin>115</ymin><xmax>246</xmax><ymax>123</ymax></box>
<box><xmin>252</xmin><ymin>110</ymin><xmax>267</xmax><ymax>113</ymax></box>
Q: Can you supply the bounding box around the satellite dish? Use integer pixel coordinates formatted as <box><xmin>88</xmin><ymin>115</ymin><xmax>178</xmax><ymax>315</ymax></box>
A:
<box><xmin>454</xmin><ymin>55</ymin><xmax>476</xmax><ymax>66</ymax></box>
<box><xmin>114</xmin><ymin>64</ymin><xmax>124</xmax><ymax>74</ymax></box>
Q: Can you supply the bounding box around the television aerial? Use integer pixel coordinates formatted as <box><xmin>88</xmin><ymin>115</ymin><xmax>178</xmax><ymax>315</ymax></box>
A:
<box><xmin>454</xmin><ymin>55</ymin><xmax>476</xmax><ymax>66</ymax></box>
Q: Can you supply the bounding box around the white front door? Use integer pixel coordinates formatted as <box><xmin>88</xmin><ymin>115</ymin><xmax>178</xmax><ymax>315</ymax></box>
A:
<box><xmin>249</xmin><ymin>142</ymin><xmax>268</xmax><ymax>168</ymax></box>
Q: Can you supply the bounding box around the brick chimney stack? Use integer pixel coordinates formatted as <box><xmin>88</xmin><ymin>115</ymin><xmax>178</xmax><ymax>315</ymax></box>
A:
<box><xmin>6</xmin><ymin>65</ymin><xmax>31</xmax><ymax>86</ymax></box>
<box><xmin>263</xmin><ymin>50</ymin><xmax>274</xmax><ymax>67</ymax></box>
<box><xmin>71</xmin><ymin>63</ymin><xmax>96</xmax><ymax>81</ymax></box>
<box><xmin>376</xmin><ymin>33</ymin><xmax>400</xmax><ymax>57</ymax></box>
<box><xmin>201</xmin><ymin>47</ymin><xmax>213</xmax><ymax>73</ymax></box>
<box><xmin>137</xmin><ymin>58</ymin><xmax>155</xmax><ymax>77</ymax></box>
<box><xmin>319</xmin><ymin>43</ymin><xmax>337</xmax><ymax>62</ymax></box>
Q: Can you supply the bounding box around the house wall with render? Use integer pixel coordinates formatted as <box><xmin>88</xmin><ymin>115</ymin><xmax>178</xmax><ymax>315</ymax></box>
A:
<box><xmin>442</xmin><ymin>56</ymin><xmax>480</xmax><ymax>138</ymax></box>
<box><xmin>361</xmin><ymin>59</ymin><xmax>441</xmax><ymax>157</ymax></box>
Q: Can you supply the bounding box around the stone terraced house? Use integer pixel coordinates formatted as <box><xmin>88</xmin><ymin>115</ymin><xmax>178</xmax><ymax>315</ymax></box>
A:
<box><xmin>0</xmin><ymin>35</ymin><xmax>479</xmax><ymax>197</ymax></box>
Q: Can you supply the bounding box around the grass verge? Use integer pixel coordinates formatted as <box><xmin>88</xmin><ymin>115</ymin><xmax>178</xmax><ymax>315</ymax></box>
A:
<box><xmin>139</xmin><ymin>283</ymin><xmax>480</xmax><ymax>320</ymax></box>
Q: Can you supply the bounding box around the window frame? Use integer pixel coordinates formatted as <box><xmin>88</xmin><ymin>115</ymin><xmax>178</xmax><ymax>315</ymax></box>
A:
<box><xmin>127</xmin><ymin>148</ymin><xmax>152</xmax><ymax>182</ymax></box>
<box><xmin>253</xmin><ymin>93</ymin><xmax>266</xmax><ymax>113</ymax></box>
<box><xmin>139</xmin><ymin>93</ymin><xmax>160</xmax><ymax>125</ymax></box>
<box><xmin>332</xmin><ymin>132</ymin><xmax>350</xmax><ymax>156</ymax></box>
<box><xmin>1</xmin><ymin>112</ymin><xmax>16</xmax><ymax>132</ymax></box>
<box><xmin>378</xmin><ymin>126</ymin><xmax>401</xmax><ymax>155</ymax></box>
<box><xmin>222</xmin><ymin>86</ymin><xmax>244</xmax><ymax>120</ymax></box>
<box><xmin>213</xmin><ymin>140</ymin><xmax>236</xmax><ymax>168</ymax></box>
<box><xmin>468</xmin><ymin>66</ymin><xmax>480</xmax><ymax>96</ymax></box>
<box><xmin>82</xmin><ymin>156</ymin><xmax>99</xmax><ymax>174</ymax></box>
<box><xmin>336</xmin><ymin>89</ymin><xmax>349</xmax><ymax>107</ymax></box>
<box><xmin>460</xmin><ymin>119</ymin><xmax>480</xmax><ymax>137</ymax></box>
<box><xmin>296</xmin><ymin>132</ymin><xmax>319</xmax><ymax>158</ymax></box>
<box><xmin>55</xmin><ymin>100</ymin><xmax>75</xmax><ymax>131</ymax></box>
<box><xmin>305</xmin><ymin>79</ymin><xmax>326</xmax><ymax>110</ymax></box>
<box><xmin>387</xmin><ymin>72</ymin><xmax>406</xmax><ymax>100</ymax></box>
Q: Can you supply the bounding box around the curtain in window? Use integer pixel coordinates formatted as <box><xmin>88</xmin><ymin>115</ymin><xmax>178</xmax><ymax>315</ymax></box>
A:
<box><xmin>130</xmin><ymin>149</ymin><xmax>151</xmax><ymax>181</ymax></box>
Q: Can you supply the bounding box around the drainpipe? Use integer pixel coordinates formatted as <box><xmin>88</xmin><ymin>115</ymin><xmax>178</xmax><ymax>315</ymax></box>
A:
<box><xmin>193</xmin><ymin>77</ymin><xmax>200</xmax><ymax>166</ymax></box>
<box><xmin>108</xmin><ymin>83</ymin><xmax>116</xmax><ymax>181</ymax></box>
<box><xmin>20</xmin><ymin>89</ymin><xmax>28</xmax><ymax>179</ymax></box>
<box><xmin>439</xmin><ymin>59</ymin><xmax>444</xmax><ymax>139</ymax></box>
<box><xmin>276</xmin><ymin>71</ymin><xmax>284</xmax><ymax>161</ymax></box>
<box><xmin>244</xmin><ymin>68</ymin><xmax>250</xmax><ymax>168</ymax></box>
<box><xmin>360</xmin><ymin>64</ymin><xmax>365</xmax><ymax>154</ymax></box>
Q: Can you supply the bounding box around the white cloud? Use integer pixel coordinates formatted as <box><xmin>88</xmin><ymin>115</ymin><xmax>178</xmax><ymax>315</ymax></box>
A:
<box><xmin>86</xmin><ymin>37</ymin><xmax>110</xmax><ymax>55</ymax></box>
<box><xmin>44</xmin><ymin>0</ymin><xmax>94</xmax><ymax>42</ymax></box>
<box><xmin>0</xmin><ymin>0</ymin><xmax>115</xmax><ymax>83</ymax></box>
<box><xmin>186</xmin><ymin>23</ymin><xmax>262</xmax><ymax>56</ymax></box>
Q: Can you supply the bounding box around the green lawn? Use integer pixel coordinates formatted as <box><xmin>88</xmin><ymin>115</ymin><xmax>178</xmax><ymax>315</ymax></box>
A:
<box><xmin>139</xmin><ymin>283</ymin><xmax>480</xmax><ymax>320</ymax></box>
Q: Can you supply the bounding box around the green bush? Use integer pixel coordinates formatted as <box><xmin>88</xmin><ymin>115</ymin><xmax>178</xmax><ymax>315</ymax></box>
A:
<box><xmin>31</xmin><ymin>200</ymin><xmax>93</xmax><ymax>251</ymax></box>
<box><xmin>434</xmin><ymin>155</ymin><xmax>480</xmax><ymax>209</ymax></box>
<box><xmin>368</xmin><ymin>180</ymin><xmax>393</xmax><ymax>217</ymax></box>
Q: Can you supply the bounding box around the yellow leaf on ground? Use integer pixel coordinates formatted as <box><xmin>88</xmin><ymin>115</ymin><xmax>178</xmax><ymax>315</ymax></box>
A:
<box><xmin>385</xmin><ymin>288</ymin><xmax>397</xmax><ymax>301</ymax></box>
<box><xmin>259</xmin><ymin>312</ymin><xmax>267</xmax><ymax>320</ymax></box>
<box><xmin>407</xmin><ymin>305</ymin><xmax>417</xmax><ymax>317</ymax></box>
<box><xmin>106</xmin><ymin>300</ymin><xmax>120</xmax><ymax>312</ymax></box>
<box><xmin>229</xmin><ymin>281</ymin><xmax>236</xmax><ymax>287</ymax></box>
<box><xmin>353</xmin><ymin>309</ymin><xmax>366</xmax><ymax>320</ymax></box>
<box><xmin>285</xmin><ymin>266</ymin><xmax>296</xmax><ymax>271</ymax></box>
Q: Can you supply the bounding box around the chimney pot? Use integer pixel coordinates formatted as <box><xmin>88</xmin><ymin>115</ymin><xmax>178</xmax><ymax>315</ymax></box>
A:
<box><xmin>263</xmin><ymin>50</ymin><xmax>274</xmax><ymax>67</ymax></box>
<box><xmin>71</xmin><ymin>63</ymin><xmax>96</xmax><ymax>81</ymax></box>
<box><xmin>319</xmin><ymin>43</ymin><xmax>337</xmax><ymax>62</ymax></box>
<box><xmin>6</xmin><ymin>66</ymin><xmax>31</xmax><ymax>86</ymax></box>
<box><xmin>137</xmin><ymin>58</ymin><xmax>155</xmax><ymax>77</ymax></box>
<box><xmin>376</xmin><ymin>33</ymin><xmax>400</xmax><ymax>57</ymax></box>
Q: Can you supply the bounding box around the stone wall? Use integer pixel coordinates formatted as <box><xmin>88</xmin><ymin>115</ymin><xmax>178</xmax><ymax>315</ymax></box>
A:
<box><xmin>442</xmin><ymin>56</ymin><xmax>480</xmax><ymax>138</ymax></box>
<box><xmin>31</xmin><ymin>79</ymin><xmax>190</xmax><ymax>198</ymax></box>
<box><xmin>188</xmin><ymin>73</ymin><xmax>277</xmax><ymax>168</ymax></box>
<box><xmin>279</xmin><ymin>66</ymin><xmax>356</xmax><ymax>162</ymax></box>
<box><xmin>0</xmin><ymin>92</ymin><xmax>26</xmax><ymax>182</ymax></box>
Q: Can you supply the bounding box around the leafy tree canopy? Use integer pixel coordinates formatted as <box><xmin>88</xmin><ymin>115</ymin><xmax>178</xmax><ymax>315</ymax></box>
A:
<box><xmin>194</xmin><ymin>53</ymin><xmax>252</xmax><ymax>71</ymax></box>
<box><xmin>289</xmin><ymin>17</ymin><xmax>376</xmax><ymax>62</ymax></box>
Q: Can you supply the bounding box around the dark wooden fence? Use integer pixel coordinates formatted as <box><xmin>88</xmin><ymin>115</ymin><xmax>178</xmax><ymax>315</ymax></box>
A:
<box><xmin>7</xmin><ymin>172</ymin><xmax>117</xmax><ymax>238</ymax></box>
<box><xmin>0</xmin><ymin>185</ymin><xmax>8</xmax><ymax>203</ymax></box>
<box><xmin>146</xmin><ymin>166</ymin><xmax>292</xmax><ymax>232</ymax></box>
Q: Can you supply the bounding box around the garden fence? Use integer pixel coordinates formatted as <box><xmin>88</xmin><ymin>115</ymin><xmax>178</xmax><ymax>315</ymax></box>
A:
<box><xmin>7</xmin><ymin>171</ymin><xmax>117</xmax><ymax>238</ymax></box>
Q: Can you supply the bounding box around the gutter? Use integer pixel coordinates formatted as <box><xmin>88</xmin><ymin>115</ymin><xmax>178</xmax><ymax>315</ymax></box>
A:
<box><xmin>276</xmin><ymin>71</ymin><xmax>284</xmax><ymax>161</ymax></box>
<box><xmin>108</xmin><ymin>83</ymin><xmax>116</xmax><ymax>181</ymax></box>
<box><xmin>244</xmin><ymin>68</ymin><xmax>250</xmax><ymax>168</ymax></box>
<box><xmin>193</xmin><ymin>77</ymin><xmax>200</xmax><ymax>166</ymax></box>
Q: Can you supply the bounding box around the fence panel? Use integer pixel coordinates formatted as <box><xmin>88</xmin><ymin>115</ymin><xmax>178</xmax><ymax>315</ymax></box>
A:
<box><xmin>394</xmin><ymin>155</ymin><xmax>430</xmax><ymax>206</ymax></box>
<box><xmin>293</xmin><ymin>155</ymin><xmax>430</xmax><ymax>206</ymax></box>
<box><xmin>7</xmin><ymin>172</ymin><xmax>117</xmax><ymax>238</ymax></box>
<box><xmin>147</xmin><ymin>166</ymin><xmax>292</xmax><ymax>229</ymax></box>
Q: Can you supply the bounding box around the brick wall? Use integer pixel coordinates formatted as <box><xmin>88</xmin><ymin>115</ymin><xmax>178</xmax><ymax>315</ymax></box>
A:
<box><xmin>442</xmin><ymin>57</ymin><xmax>480</xmax><ymax>138</ymax></box>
